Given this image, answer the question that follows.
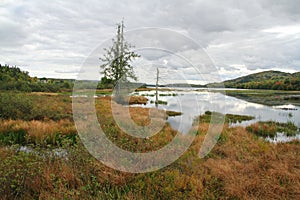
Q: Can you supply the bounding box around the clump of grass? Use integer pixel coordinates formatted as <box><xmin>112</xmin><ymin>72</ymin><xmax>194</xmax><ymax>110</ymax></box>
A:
<box><xmin>166</xmin><ymin>110</ymin><xmax>182</xmax><ymax>117</ymax></box>
<box><xmin>150</xmin><ymin>100</ymin><xmax>168</xmax><ymax>105</ymax></box>
<box><xmin>141</xmin><ymin>93</ymin><xmax>155</xmax><ymax>97</ymax></box>
<box><xmin>159</xmin><ymin>93</ymin><xmax>178</xmax><ymax>97</ymax></box>
<box><xmin>0</xmin><ymin>119</ymin><xmax>77</xmax><ymax>146</ymax></box>
<box><xmin>0</xmin><ymin>129</ymin><xmax>27</xmax><ymax>145</ymax></box>
<box><xmin>198</xmin><ymin>111</ymin><xmax>254</xmax><ymax>124</ymax></box>
<box><xmin>128</xmin><ymin>96</ymin><xmax>148</xmax><ymax>105</ymax></box>
<box><xmin>225</xmin><ymin>113</ymin><xmax>255</xmax><ymax>123</ymax></box>
<box><xmin>246</xmin><ymin>121</ymin><xmax>299</xmax><ymax>138</ymax></box>
<box><xmin>96</xmin><ymin>89</ymin><xmax>112</xmax><ymax>96</ymax></box>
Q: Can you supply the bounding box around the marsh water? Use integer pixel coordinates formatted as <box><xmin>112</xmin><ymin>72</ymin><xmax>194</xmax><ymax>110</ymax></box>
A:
<box><xmin>133</xmin><ymin>88</ymin><xmax>300</xmax><ymax>143</ymax></box>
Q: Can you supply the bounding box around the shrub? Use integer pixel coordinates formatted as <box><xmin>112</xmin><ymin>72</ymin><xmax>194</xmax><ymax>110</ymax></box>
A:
<box><xmin>0</xmin><ymin>92</ymin><xmax>33</xmax><ymax>120</ymax></box>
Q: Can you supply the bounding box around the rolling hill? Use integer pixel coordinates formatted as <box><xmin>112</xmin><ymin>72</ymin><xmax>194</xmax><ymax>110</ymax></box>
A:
<box><xmin>207</xmin><ymin>70</ymin><xmax>300</xmax><ymax>90</ymax></box>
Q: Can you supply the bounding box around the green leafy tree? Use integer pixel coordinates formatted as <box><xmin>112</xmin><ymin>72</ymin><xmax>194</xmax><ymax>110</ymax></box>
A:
<box><xmin>99</xmin><ymin>21</ymin><xmax>140</xmax><ymax>86</ymax></box>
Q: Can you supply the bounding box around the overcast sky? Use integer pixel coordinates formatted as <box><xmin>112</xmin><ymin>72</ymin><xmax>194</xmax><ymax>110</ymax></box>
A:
<box><xmin>1</xmin><ymin>0</ymin><xmax>300</xmax><ymax>84</ymax></box>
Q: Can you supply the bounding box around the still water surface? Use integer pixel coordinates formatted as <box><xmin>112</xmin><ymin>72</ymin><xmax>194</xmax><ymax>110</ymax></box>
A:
<box><xmin>133</xmin><ymin>88</ymin><xmax>300</xmax><ymax>142</ymax></box>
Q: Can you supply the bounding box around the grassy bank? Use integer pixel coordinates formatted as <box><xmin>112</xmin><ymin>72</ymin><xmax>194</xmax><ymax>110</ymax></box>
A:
<box><xmin>198</xmin><ymin>111</ymin><xmax>255</xmax><ymax>124</ymax></box>
<box><xmin>224</xmin><ymin>89</ymin><xmax>300</xmax><ymax>106</ymax></box>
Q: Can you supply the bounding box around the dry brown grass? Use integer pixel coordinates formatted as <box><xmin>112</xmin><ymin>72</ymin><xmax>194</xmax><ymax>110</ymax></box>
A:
<box><xmin>0</xmin><ymin>119</ymin><xmax>76</xmax><ymax>145</ymax></box>
<box><xmin>93</xmin><ymin>97</ymin><xmax>300</xmax><ymax>199</ymax></box>
<box><xmin>128</xmin><ymin>95</ymin><xmax>148</xmax><ymax>105</ymax></box>
<box><xmin>31</xmin><ymin>92</ymin><xmax>59</xmax><ymax>96</ymax></box>
<box><xmin>189</xmin><ymin>125</ymin><xmax>300</xmax><ymax>199</ymax></box>
<box><xmin>95</xmin><ymin>97</ymin><xmax>176</xmax><ymax>152</ymax></box>
<box><xmin>0</xmin><ymin>95</ymin><xmax>299</xmax><ymax>199</ymax></box>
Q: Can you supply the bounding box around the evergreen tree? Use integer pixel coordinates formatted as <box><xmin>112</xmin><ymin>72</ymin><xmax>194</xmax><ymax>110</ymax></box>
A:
<box><xmin>100</xmin><ymin>21</ymin><xmax>140</xmax><ymax>86</ymax></box>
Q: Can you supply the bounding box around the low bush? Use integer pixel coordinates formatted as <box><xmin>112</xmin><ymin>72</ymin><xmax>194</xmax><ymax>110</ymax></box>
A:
<box><xmin>0</xmin><ymin>92</ymin><xmax>72</xmax><ymax>121</ymax></box>
<box><xmin>0</xmin><ymin>92</ymin><xmax>34</xmax><ymax>120</ymax></box>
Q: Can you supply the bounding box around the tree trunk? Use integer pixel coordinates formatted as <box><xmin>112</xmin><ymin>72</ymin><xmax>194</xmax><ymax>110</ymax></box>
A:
<box><xmin>155</xmin><ymin>68</ymin><xmax>159</xmax><ymax>108</ymax></box>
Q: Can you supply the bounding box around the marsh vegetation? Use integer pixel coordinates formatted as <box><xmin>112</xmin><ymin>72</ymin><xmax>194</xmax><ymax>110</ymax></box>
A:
<box><xmin>0</xmin><ymin>90</ymin><xmax>299</xmax><ymax>199</ymax></box>
<box><xmin>1</xmin><ymin>65</ymin><xmax>300</xmax><ymax>199</ymax></box>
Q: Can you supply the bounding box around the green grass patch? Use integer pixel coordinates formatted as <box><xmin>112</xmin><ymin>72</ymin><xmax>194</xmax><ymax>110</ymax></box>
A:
<box><xmin>166</xmin><ymin>110</ymin><xmax>182</xmax><ymax>117</ymax></box>
<box><xmin>141</xmin><ymin>93</ymin><xmax>155</xmax><ymax>97</ymax></box>
<box><xmin>246</xmin><ymin>121</ymin><xmax>299</xmax><ymax>138</ymax></box>
<box><xmin>96</xmin><ymin>90</ymin><xmax>112</xmax><ymax>96</ymax></box>
<box><xmin>199</xmin><ymin>111</ymin><xmax>255</xmax><ymax>124</ymax></box>
<box><xmin>0</xmin><ymin>129</ymin><xmax>26</xmax><ymax>145</ymax></box>
<box><xmin>225</xmin><ymin>113</ymin><xmax>255</xmax><ymax>123</ymax></box>
<box><xmin>150</xmin><ymin>100</ymin><xmax>168</xmax><ymax>105</ymax></box>
<box><xmin>159</xmin><ymin>93</ymin><xmax>178</xmax><ymax>97</ymax></box>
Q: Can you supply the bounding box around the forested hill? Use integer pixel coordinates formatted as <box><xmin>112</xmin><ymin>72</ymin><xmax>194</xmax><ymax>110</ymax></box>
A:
<box><xmin>0</xmin><ymin>64</ymin><xmax>73</xmax><ymax>92</ymax></box>
<box><xmin>0</xmin><ymin>64</ymin><xmax>31</xmax><ymax>82</ymax></box>
<box><xmin>207</xmin><ymin>70</ymin><xmax>300</xmax><ymax>90</ymax></box>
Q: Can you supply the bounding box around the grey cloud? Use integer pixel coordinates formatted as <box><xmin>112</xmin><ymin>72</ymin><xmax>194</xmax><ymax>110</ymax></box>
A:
<box><xmin>0</xmin><ymin>0</ymin><xmax>299</xmax><ymax>81</ymax></box>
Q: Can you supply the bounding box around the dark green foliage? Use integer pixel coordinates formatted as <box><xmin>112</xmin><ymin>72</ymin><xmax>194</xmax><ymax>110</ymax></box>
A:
<box><xmin>0</xmin><ymin>64</ymin><xmax>74</xmax><ymax>92</ymax></box>
<box><xmin>141</xmin><ymin>93</ymin><xmax>155</xmax><ymax>97</ymax></box>
<box><xmin>0</xmin><ymin>129</ymin><xmax>26</xmax><ymax>145</ymax></box>
<box><xmin>100</xmin><ymin>21</ymin><xmax>140</xmax><ymax>86</ymax></box>
<box><xmin>159</xmin><ymin>93</ymin><xmax>178</xmax><ymax>96</ymax></box>
<box><xmin>41</xmin><ymin>132</ymin><xmax>78</xmax><ymax>147</ymax></box>
<box><xmin>0</xmin><ymin>92</ymin><xmax>34</xmax><ymax>120</ymax></box>
<box><xmin>0</xmin><ymin>65</ymin><xmax>31</xmax><ymax>82</ymax></box>
<box><xmin>49</xmin><ymin>132</ymin><xmax>78</xmax><ymax>147</ymax></box>
<box><xmin>0</xmin><ymin>92</ymin><xmax>72</xmax><ymax>121</ymax></box>
<box><xmin>98</xmin><ymin>77</ymin><xmax>114</xmax><ymax>89</ymax></box>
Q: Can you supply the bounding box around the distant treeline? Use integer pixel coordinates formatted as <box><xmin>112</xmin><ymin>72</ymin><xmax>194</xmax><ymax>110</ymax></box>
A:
<box><xmin>207</xmin><ymin>70</ymin><xmax>300</xmax><ymax>91</ymax></box>
<box><xmin>2</xmin><ymin>65</ymin><xmax>300</xmax><ymax>92</ymax></box>
<box><xmin>0</xmin><ymin>64</ymin><xmax>74</xmax><ymax>92</ymax></box>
